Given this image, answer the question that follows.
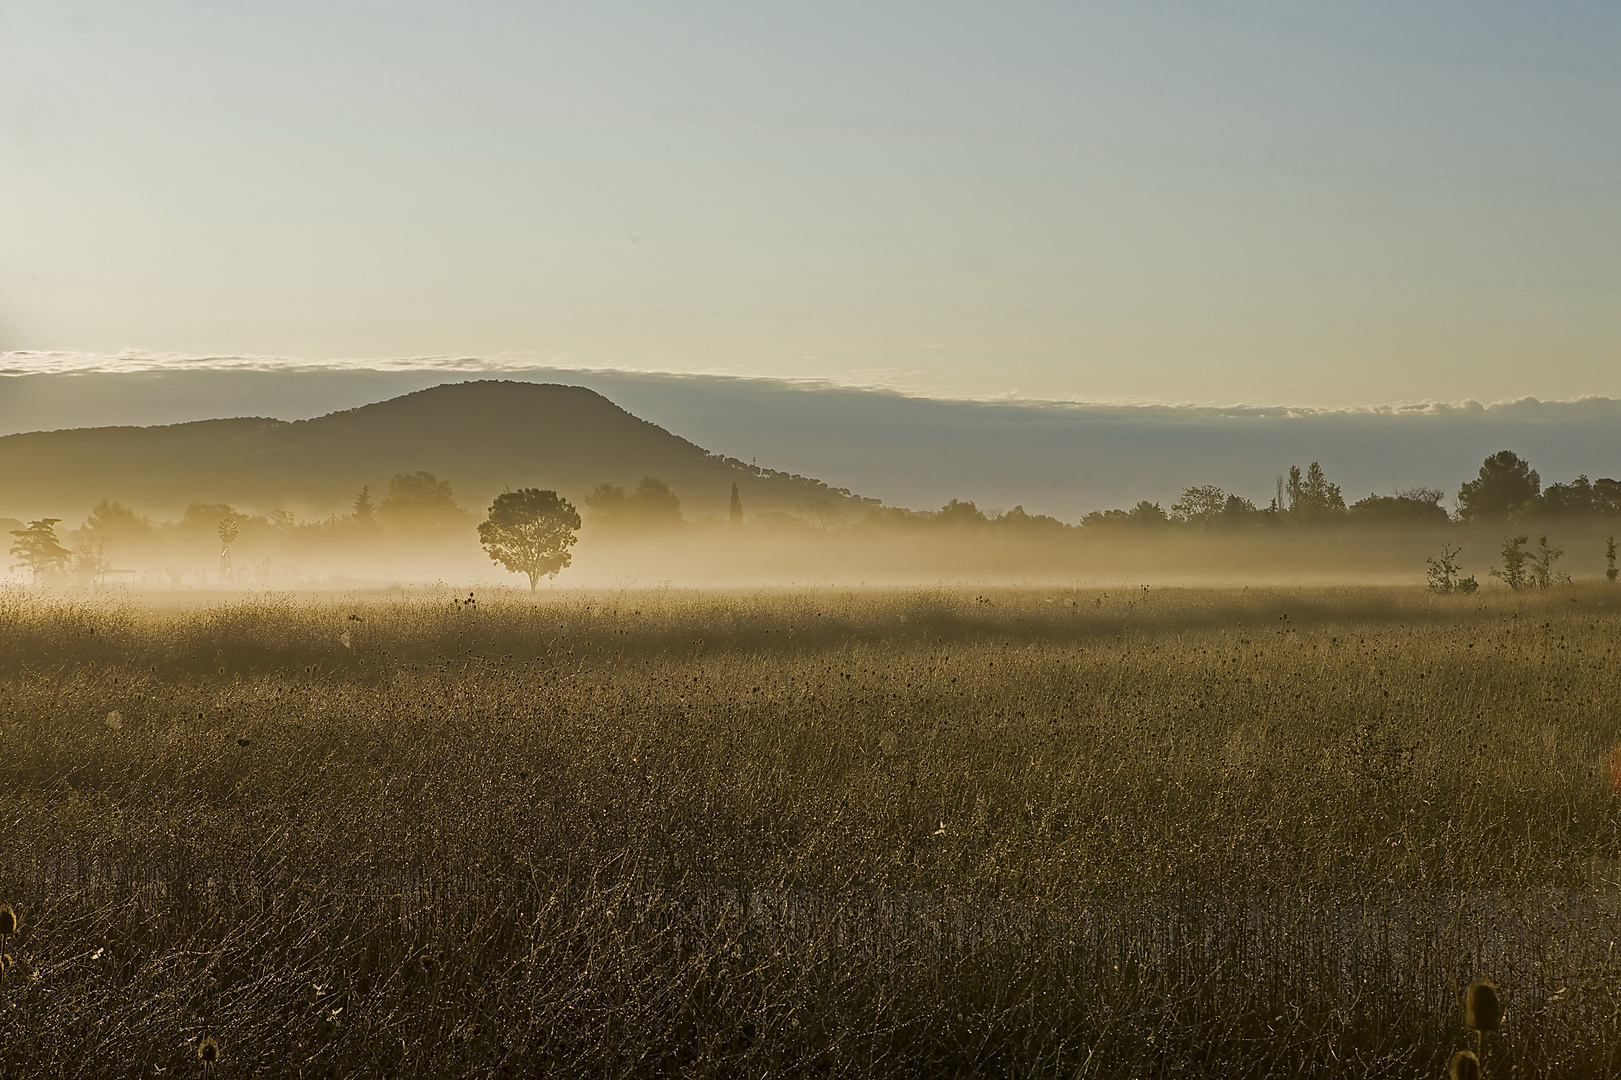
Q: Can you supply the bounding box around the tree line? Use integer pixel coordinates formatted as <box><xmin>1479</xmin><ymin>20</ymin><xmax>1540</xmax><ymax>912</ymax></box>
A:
<box><xmin>9</xmin><ymin>451</ymin><xmax>1621</xmax><ymax>588</ymax></box>
<box><xmin>1074</xmin><ymin>451</ymin><xmax>1620</xmax><ymax>530</ymax></box>
<box><xmin>4</xmin><ymin>471</ymin><xmax>684</xmax><ymax>590</ymax></box>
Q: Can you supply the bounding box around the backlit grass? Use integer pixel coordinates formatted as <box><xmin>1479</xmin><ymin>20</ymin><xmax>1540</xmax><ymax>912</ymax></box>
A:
<box><xmin>1</xmin><ymin>584</ymin><xmax>1619</xmax><ymax>1077</ymax></box>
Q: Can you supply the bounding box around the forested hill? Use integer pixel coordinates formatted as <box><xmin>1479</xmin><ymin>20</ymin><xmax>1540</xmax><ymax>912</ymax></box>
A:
<box><xmin>0</xmin><ymin>380</ymin><xmax>869</xmax><ymax>520</ymax></box>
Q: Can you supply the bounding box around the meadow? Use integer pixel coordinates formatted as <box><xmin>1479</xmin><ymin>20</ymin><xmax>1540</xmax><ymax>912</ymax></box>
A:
<box><xmin>1</xmin><ymin>583</ymin><xmax>1619</xmax><ymax>1077</ymax></box>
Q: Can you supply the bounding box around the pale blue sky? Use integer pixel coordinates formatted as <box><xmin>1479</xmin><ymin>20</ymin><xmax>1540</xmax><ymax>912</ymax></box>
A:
<box><xmin>2</xmin><ymin>2</ymin><xmax>1617</xmax><ymax>405</ymax></box>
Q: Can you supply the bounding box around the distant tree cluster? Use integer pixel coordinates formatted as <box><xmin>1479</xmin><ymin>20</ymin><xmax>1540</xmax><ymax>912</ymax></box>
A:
<box><xmin>584</xmin><ymin>477</ymin><xmax>684</xmax><ymax>531</ymax></box>
<box><xmin>856</xmin><ymin>500</ymin><xmax>1068</xmax><ymax>532</ymax></box>
<box><xmin>1455</xmin><ymin>452</ymin><xmax>1621</xmax><ymax>522</ymax></box>
<box><xmin>376</xmin><ymin>471</ymin><xmax>471</xmax><ymax>529</ymax></box>
<box><xmin>1080</xmin><ymin>501</ymin><xmax>1170</xmax><ymax>528</ymax></box>
<box><xmin>1077</xmin><ymin>451</ymin><xmax>1619</xmax><ymax>531</ymax></box>
<box><xmin>4</xmin><ymin>470</ymin><xmax>486</xmax><ymax>586</ymax></box>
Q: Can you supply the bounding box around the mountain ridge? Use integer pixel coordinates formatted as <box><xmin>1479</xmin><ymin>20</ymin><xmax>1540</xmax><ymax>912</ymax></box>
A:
<box><xmin>0</xmin><ymin>380</ymin><xmax>869</xmax><ymax>521</ymax></box>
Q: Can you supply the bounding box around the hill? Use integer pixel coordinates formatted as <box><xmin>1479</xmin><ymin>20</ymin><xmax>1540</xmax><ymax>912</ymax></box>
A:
<box><xmin>0</xmin><ymin>380</ymin><xmax>870</xmax><ymax>521</ymax></box>
<box><xmin>12</xmin><ymin>364</ymin><xmax>1621</xmax><ymax>521</ymax></box>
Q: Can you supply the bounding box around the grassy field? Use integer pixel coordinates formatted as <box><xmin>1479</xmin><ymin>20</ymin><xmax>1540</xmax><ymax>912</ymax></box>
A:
<box><xmin>1</xmin><ymin>584</ymin><xmax>1620</xmax><ymax>1077</ymax></box>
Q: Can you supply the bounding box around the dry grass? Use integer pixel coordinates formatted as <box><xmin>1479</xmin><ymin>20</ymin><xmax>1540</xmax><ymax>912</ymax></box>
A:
<box><xmin>1</xmin><ymin>584</ymin><xmax>1620</xmax><ymax>1077</ymax></box>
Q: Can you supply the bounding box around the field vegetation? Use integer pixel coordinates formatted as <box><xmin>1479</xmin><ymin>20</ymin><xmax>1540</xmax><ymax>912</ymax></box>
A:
<box><xmin>1</xmin><ymin>584</ymin><xmax>1620</xmax><ymax>1076</ymax></box>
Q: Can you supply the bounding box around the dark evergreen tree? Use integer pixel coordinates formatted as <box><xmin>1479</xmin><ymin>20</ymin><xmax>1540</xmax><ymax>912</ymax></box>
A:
<box><xmin>8</xmin><ymin>519</ymin><xmax>72</xmax><ymax>581</ymax></box>
<box><xmin>1284</xmin><ymin>462</ymin><xmax>1345</xmax><ymax>523</ymax></box>
<box><xmin>1457</xmin><ymin>451</ymin><xmax>1540</xmax><ymax>520</ymax></box>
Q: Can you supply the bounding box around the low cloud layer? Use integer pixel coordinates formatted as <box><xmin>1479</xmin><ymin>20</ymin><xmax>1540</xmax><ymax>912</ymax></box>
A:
<box><xmin>4</xmin><ymin>354</ymin><xmax>1619</xmax><ymax>520</ymax></box>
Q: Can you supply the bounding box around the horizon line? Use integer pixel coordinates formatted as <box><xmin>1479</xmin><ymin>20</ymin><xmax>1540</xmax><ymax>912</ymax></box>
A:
<box><xmin>2</xmin><ymin>349</ymin><xmax>1618</xmax><ymax>420</ymax></box>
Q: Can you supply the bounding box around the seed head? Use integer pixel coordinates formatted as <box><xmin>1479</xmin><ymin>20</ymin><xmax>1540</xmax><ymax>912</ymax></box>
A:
<box><xmin>1449</xmin><ymin>1049</ymin><xmax>1481</xmax><ymax>1080</ymax></box>
<box><xmin>405</xmin><ymin>953</ymin><xmax>440</xmax><ymax>986</ymax></box>
<box><xmin>198</xmin><ymin>1035</ymin><xmax>221</xmax><ymax>1064</ymax></box>
<box><xmin>1464</xmin><ymin>978</ymin><xmax>1502</xmax><ymax>1032</ymax></box>
<box><xmin>0</xmin><ymin>904</ymin><xmax>16</xmax><ymax>936</ymax></box>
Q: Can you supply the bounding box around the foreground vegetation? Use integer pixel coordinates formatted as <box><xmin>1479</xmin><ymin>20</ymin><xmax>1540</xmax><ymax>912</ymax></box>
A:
<box><xmin>1</xmin><ymin>584</ymin><xmax>1620</xmax><ymax>1077</ymax></box>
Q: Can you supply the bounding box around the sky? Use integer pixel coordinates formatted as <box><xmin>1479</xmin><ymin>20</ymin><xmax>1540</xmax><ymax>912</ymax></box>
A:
<box><xmin>2</xmin><ymin>2</ymin><xmax>1618</xmax><ymax>407</ymax></box>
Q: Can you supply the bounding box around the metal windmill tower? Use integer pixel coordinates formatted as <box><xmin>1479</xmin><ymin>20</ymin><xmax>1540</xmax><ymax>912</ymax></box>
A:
<box><xmin>218</xmin><ymin>515</ymin><xmax>239</xmax><ymax>580</ymax></box>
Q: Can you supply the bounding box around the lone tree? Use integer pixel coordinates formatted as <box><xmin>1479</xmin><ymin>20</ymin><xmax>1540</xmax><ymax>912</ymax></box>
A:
<box><xmin>9</xmin><ymin>519</ymin><xmax>72</xmax><ymax>581</ymax></box>
<box><xmin>478</xmin><ymin>489</ymin><xmax>581</xmax><ymax>590</ymax></box>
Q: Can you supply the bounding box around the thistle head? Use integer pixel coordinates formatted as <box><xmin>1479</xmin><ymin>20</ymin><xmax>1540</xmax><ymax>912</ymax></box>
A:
<box><xmin>198</xmin><ymin>1035</ymin><xmax>221</xmax><ymax>1064</ymax></box>
<box><xmin>0</xmin><ymin>904</ymin><xmax>16</xmax><ymax>936</ymax></box>
<box><xmin>1464</xmin><ymin>978</ymin><xmax>1502</xmax><ymax>1032</ymax></box>
<box><xmin>1449</xmin><ymin>1049</ymin><xmax>1481</xmax><ymax>1080</ymax></box>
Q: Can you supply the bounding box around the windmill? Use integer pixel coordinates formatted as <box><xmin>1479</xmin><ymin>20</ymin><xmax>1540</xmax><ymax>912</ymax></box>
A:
<box><xmin>218</xmin><ymin>514</ymin><xmax>239</xmax><ymax>580</ymax></box>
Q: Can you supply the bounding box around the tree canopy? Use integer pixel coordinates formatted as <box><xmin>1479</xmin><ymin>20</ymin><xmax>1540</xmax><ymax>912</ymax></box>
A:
<box><xmin>1081</xmin><ymin>501</ymin><xmax>1169</xmax><ymax>528</ymax></box>
<box><xmin>1538</xmin><ymin>475</ymin><xmax>1621</xmax><ymax>517</ymax></box>
<box><xmin>1348</xmin><ymin>488</ymin><xmax>1449</xmax><ymax>527</ymax></box>
<box><xmin>477</xmin><ymin>489</ymin><xmax>581</xmax><ymax>590</ymax></box>
<box><xmin>584</xmin><ymin>476</ymin><xmax>684</xmax><ymax>531</ymax></box>
<box><xmin>83</xmin><ymin>499</ymin><xmax>151</xmax><ymax>540</ymax></box>
<box><xmin>9</xmin><ymin>519</ymin><xmax>72</xmax><ymax>580</ymax></box>
<box><xmin>1457</xmin><ymin>451</ymin><xmax>1540</xmax><ymax>521</ymax></box>
<box><xmin>1285</xmin><ymin>463</ymin><xmax>1345</xmax><ymax>523</ymax></box>
<box><xmin>381</xmin><ymin>471</ymin><xmax>468</xmax><ymax>529</ymax></box>
<box><xmin>1170</xmin><ymin>486</ymin><xmax>1259</xmax><ymax>526</ymax></box>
